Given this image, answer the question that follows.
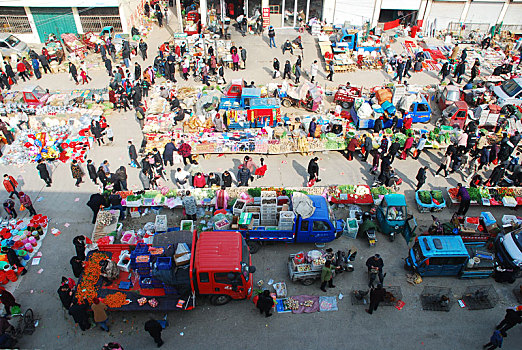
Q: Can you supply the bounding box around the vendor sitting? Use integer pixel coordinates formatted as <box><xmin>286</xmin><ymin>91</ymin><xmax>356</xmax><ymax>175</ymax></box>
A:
<box><xmin>99</xmin><ymin>259</ymin><xmax>120</xmax><ymax>286</ymax></box>
<box><xmin>282</xmin><ymin>40</ymin><xmax>293</xmax><ymax>55</ymax></box>
<box><xmin>292</xmin><ymin>36</ymin><xmax>303</xmax><ymax>49</ymax></box>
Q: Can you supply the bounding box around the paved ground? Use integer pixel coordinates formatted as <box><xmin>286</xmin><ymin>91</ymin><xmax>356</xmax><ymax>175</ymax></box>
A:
<box><xmin>2</xmin><ymin>11</ymin><xmax>522</xmax><ymax>350</ymax></box>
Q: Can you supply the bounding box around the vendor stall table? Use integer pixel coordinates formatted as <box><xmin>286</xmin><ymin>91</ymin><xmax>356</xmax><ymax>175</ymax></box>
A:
<box><xmin>92</xmin><ymin>210</ymin><xmax>119</xmax><ymax>243</ymax></box>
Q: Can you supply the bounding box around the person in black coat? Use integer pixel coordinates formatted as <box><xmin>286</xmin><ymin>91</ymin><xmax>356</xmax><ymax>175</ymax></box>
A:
<box><xmin>1</xmin><ymin>246</ymin><xmax>27</xmax><ymax>275</ymax></box>
<box><xmin>388</xmin><ymin>139</ymin><xmax>401</xmax><ymax>164</ymax></box>
<box><xmin>134</xmin><ymin>62</ymin><xmax>141</xmax><ymax>79</ymax></box>
<box><xmin>362</xmin><ymin>135</ymin><xmax>373</xmax><ymax>162</ymax></box>
<box><xmin>496</xmin><ymin>308</ymin><xmax>522</xmax><ymax>336</ymax></box>
<box><xmin>36</xmin><ymin>159</ymin><xmax>52</xmax><ymax>187</ymax></box>
<box><xmin>162</xmin><ymin>140</ymin><xmax>177</xmax><ymax>166</ymax></box>
<box><xmin>222</xmin><ymin>171</ymin><xmax>233</xmax><ymax>187</ymax></box>
<box><xmin>128</xmin><ymin>140</ymin><xmax>139</xmax><ymax>167</ymax></box>
<box><xmin>69</xmin><ymin>62</ymin><xmax>78</xmax><ymax>84</ymax></box>
<box><xmin>38</xmin><ymin>54</ymin><xmax>51</xmax><ymax>74</ymax></box>
<box><xmin>272</xmin><ymin>58</ymin><xmax>280</xmax><ymax>78</ymax></box>
<box><xmin>373</xmin><ymin>117</ymin><xmax>383</xmax><ymax>134</ymax></box>
<box><xmin>97</xmin><ymin>167</ymin><xmax>108</xmax><ymax>189</ymax></box>
<box><xmin>86</xmin><ymin>160</ymin><xmax>97</xmax><ymax>185</ymax></box>
<box><xmin>144</xmin><ymin>319</ymin><xmax>164</xmax><ymax>347</ymax></box>
<box><xmin>488</xmin><ymin>165</ymin><xmax>505</xmax><ymax>187</ymax></box>
<box><xmin>70</xmin><ymin>256</ymin><xmax>84</xmax><ymax>278</ymax></box>
<box><xmin>283</xmin><ymin>60</ymin><xmax>292</xmax><ymax>80</ymax></box>
<box><xmin>0</xmin><ymin>290</ymin><xmax>20</xmax><ymax>316</ymax></box>
<box><xmin>366</xmin><ymin>283</ymin><xmax>386</xmax><ymax>314</ymax></box>
<box><xmin>69</xmin><ymin>300</ymin><xmax>91</xmax><ymax>331</ymax></box>
<box><xmin>416</xmin><ymin>166</ymin><xmax>428</xmax><ymax>191</ymax></box>
<box><xmin>90</xmin><ymin>120</ymin><xmax>104</xmax><ymax>146</ymax></box>
<box><xmin>454</xmin><ymin>60</ymin><xmax>466</xmax><ymax>84</ymax></box>
<box><xmin>307</xmin><ymin>157</ymin><xmax>320</xmax><ymax>182</ymax></box>
<box><xmin>237</xmin><ymin>167</ymin><xmax>251</xmax><ymax>187</ymax></box>
<box><xmin>404</xmin><ymin>57</ymin><xmax>412</xmax><ymax>78</ymax></box>
<box><xmin>440</xmin><ymin>61</ymin><xmax>451</xmax><ymax>82</ymax></box>
<box><xmin>57</xmin><ymin>279</ymin><xmax>73</xmax><ymax>309</ymax></box>
<box><xmin>256</xmin><ymin>290</ymin><xmax>275</xmax><ymax>317</ymax></box>
<box><xmin>207</xmin><ymin>172</ymin><xmax>221</xmax><ymax>187</ymax></box>
<box><xmin>86</xmin><ymin>193</ymin><xmax>106</xmax><ymax>224</ymax></box>
<box><xmin>73</xmin><ymin>235</ymin><xmax>86</xmax><ymax>260</ymax></box>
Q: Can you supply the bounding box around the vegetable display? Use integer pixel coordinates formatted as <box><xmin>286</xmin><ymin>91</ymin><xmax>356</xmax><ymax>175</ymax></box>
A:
<box><xmin>104</xmin><ymin>292</ymin><xmax>127</xmax><ymax>308</ymax></box>
<box><xmin>75</xmin><ymin>252</ymin><xmax>108</xmax><ymax>303</ymax></box>
<box><xmin>418</xmin><ymin>191</ymin><xmax>432</xmax><ymax>205</ymax></box>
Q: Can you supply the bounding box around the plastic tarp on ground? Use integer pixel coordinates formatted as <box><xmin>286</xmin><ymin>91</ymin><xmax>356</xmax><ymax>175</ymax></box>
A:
<box><xmin>292</xmin><ymin>192</ymin><xmax>315</xmax><ymax>219</ymax></box>
<box><xmin>397</xmin><ymin>93</ymin><xmax>423</xmax><ymax>112</ymax></box>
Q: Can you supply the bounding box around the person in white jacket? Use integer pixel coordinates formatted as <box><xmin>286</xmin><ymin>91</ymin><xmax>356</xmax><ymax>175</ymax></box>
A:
<box><xmin>310</xmin><ymin>60</ymin><xmax>318</xmax><ymax>83</ymax></box>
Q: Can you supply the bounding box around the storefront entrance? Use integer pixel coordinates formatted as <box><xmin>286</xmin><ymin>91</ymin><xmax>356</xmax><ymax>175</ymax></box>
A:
<box><xmin>270</xmin><ymin>0</ymin><xmax>323</xmax><ymax>28</ymax></box>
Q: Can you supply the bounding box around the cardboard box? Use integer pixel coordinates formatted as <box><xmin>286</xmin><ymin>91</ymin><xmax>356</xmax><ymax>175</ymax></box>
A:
<box><xmin>174</xmin><ymin>252</ymin><xmax>190</xmax><ymax>266</ymax></box>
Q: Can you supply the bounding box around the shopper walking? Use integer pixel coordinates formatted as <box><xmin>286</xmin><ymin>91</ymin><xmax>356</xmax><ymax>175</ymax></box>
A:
<box><xmin>469</xmin><ymin>59</ymin><xmax>480</xmax><ymax>83</ymax></box>
<box><xmin>320</xmin><ymin>260</ymin><xmax>336</xmax><ymax>292</ymax></box>
<box><xmin>483</xmin><ymin>330</ymin><xmax>503</xmax><ymax>350</ymax></box>
<box><xmin>272</xmin><ymin>58</ymin><xmax>280</xmax><ymax>78</ymax></box>
<box><xmin>16</xmin><ymin>59</ymin><xmax>29</xmax><ymax>81</ymax></box>
<box><xmin>36</xmin><ymin>159</ymin><xmax>52</xmax><ymax>187</ymax></box>
<box><xmin>326</xmin><ymin>60</ymin><xmax>334</xmax><ymax>81</ymax></box>
<box><xmin>366</xmin><ymin>284</ymin><xmax>386</xmax><ymax>314</ymax></box>
<box><xmin>178</xmin><ymin>140</ymin><xmax>194</xmax><ymax>166</ymax></box>
<box><xmin>69</xmin><ymin>62</ymin><xmax>79</xmax><ymax>84</ymax></box>
<box><xmin>3</xmin><ymin>199</ymin><xmax>17</xmax><ymax>219</ymax></box>
<box><xmin>456</xmin><ymin>183</ymin><xmax>471</xmax><ymax>215</ymax></box>
<box><xmin>440</xmin><ymin>61</ymin><xmax>451</xmax><ymax>82</ymax></box>
<box><xmin>307</xmin><ymin>157</ymin><xmax>320</xmax><ymax>183</ymax></box>
<box><xmin>69</xmin><ymin>299</ymin><xmax>91</xmax><ymax>331</ymax></box>
<box><xmin>434</xmin><ymin>153</ymin><xmax>451</xmax><ymax>177</ymax></box>
<box><xmin>388</xmin><ymin>138</ymin><xmax>401</xmax><ymax>164</ymax></box>
<box><xmin>3</xmin><ymin>174</ymin><xmax>19</xmax><ymax>199</ymax></box>
<box><xmin>496</xmin><ymin>307</ymin><xmax>522</xmax><ymax>336</ymax></box>
<box><xmin>412</xmin><ymin>134</ymin><xmax>427</xmax><ymax>159</ymax></box>
<box><xmin>256</xmin><ymin>290</ymin><xmax>274</xmax><ymax>317</ymax></box>
<box><xmin>240</xmin><ymin>46</ymin><xmax>247</xmax><ymax>69</ymax></box>
<box><xmin>454</xmin><ymin>60</ymin><xmax>466</xmax><ymax>84</ymax></box>
<box><xmin>70</xmin><ymin>160</ymin><xmax>84</xmax><ymax>187</ymax></box>
<box><xmin>237</xmin><ymin>167</ymin><xmax>251</xmax><ymax>187</ymax></box>
<box><xmin>310</xmin><ymin>60</ymin><xmax>318</xmax><ymax>83</ymax></box>
<box><xmin>19</xmin><ymin>192</ymin><xmax>36</xmax><ymax>216</ymax></box>
<box><xmin>144</xmin><ymin>319</ymin><xmax>164</xmax><ymax>347</ymax></box>
<box><xmin>268</xmin><ymin>25</ymin><xmax>276</xmax><ymax>48</ymax></box>
<box><xmin>86</xmin><ymin>160</ymin><xmax>98</xmax><ymax>185</ymax></box>
<box><xmin>362</xmin><ymin>134</ymin><xmax>373</xmax><ymax>162</ymax></box>
<box><xmin>415</xmin><ymin>166</ymin><xmax>428</xmax><ymax>191</ymax></box>
<box><xmin>283</xmin><ymin>60</ymin><xmax>291</xmax><ymax>80</ymax></box>
<box><xmin>232</xmin><ymin>51</ymin><xmax>240</xmax><ymax>71</ymax></box>
<box><xmin>91</xmin><ymin>297</ymin><xmax>110</xmax><ymax>332</ymax></box>
<box><xmin>139</xmin><ymin>39</ymin><xmax>148</xmax><ymax>60</ymax></box>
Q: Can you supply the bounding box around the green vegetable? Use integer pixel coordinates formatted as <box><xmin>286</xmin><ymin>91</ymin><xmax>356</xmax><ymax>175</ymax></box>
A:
<box><xmin>431</xmin><ymin>191</ymin><xmax>443</xmax><ymax>203</ymax></box>
<box><xmin>468</xmin><ymin>187</ymin><xmax>481</xmax><ymax>202</ymax></box>
<box><xmin>418</xmin><ymin>191</ymin><xmax>432</xmax><ymax>205</ymax></box>
<box><xmin>248</xmin><ymin>188</ymin><xmax>262</xmax><ymax>198</ymax></box>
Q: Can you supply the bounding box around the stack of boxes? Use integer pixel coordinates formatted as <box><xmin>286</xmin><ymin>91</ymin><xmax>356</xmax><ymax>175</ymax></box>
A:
<box><xmin>261</xmin><ymin>191</ymin><xmax>278</xmax><ymax>226</ymax></box>
<box><xmin>278</xmin><ymin>211</ymin><xmax>295</xmax><ymax>231</ymax></box>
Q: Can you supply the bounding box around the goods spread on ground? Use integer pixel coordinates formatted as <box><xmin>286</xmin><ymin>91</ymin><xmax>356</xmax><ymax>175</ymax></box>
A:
<box><xmin>447</xmin><ymin>186</ymin><xmax>522</xmax><ymax>207</ymax></box>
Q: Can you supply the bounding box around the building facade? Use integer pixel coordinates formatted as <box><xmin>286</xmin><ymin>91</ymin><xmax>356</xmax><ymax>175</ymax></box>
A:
<box><xmin>0</xmin><ymin>0</ymin><xmax>144</xmax><ymax>43</ymax></box>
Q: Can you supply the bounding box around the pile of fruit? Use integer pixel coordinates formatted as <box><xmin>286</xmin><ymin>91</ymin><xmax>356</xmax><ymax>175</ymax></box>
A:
<box><xmin>283</xmin><ymin>298</ymin><xmax>299</xmax><ymax>310</ymax></box>
<box><xmin>148</xmin><ymin>298</ymin><xmax>159</xmax><ymax>308</ymax></box>
<box><xmin>104</xmin><ymin>292</ymin><xmax>127</xmax><ymax>308</ymax></box>
<box><xmin>137</xmin><ymin>297</ymin><xmax>147</xmax><ymax>306</ymax></box>
<box><xmin>97</xmin><ymin>211</ymin><xmax>113</xmax><ymax>226</ymax></box>
<box><xmin>75</xmin><ymin>252</ymin><xmax>108</xmax><ymax>303</ymax></box>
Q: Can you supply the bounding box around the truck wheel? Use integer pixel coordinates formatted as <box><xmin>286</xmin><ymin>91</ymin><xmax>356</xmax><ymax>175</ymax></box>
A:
<box><xmin>282</xmin><ymin>99</ymin><xmax>292</xmax><ymax>108</ymax></box>
<box><xmin>341</xmin><ymin>101</ymin><xmax>351</xmax><ymax>109</ymax></box>
<box><xmin>210</xmin><ymin>294</ymin><xmax>232</xmax><ymax>306</ymax></box>
<box><xmin>247</xmin><ymin>241</ymin><xmax>261</xmax><ymax>254</ymax></box>
<box><xmin>301</xmin><ymin>278</ymin><xmax>315</xmax><ymax>286</ymax></box>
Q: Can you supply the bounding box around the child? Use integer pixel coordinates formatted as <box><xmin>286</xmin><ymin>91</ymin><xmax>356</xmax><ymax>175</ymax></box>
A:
<box><xmin>508</xmin><ymin>152</ymin><xmax>520</xmax><ymax>171</ymax></box>
<box><xmin>79</xmin><ymin>69</ymin><xmax>89</xmax><ymax>84</ymax></box>
<box><xmin>255</xmin><ymin>158</ymin><xmax>267</xmax><ymax>179</ymax></box>
<box><xmin>105</xmin><ymin>125</ymin><xmax>114</xmax><ymax>143</ymax></box>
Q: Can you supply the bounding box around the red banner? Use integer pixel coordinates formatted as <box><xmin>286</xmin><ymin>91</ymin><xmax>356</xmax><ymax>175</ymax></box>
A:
<box><xmin>262</xmin><ymin>7</ymin><xmax>270</xmax><ymax>28</ymax></box>
<box><xmin>383</xmin><ymin>19</ymin><xmax>400</xmax><ymax>31</ymax></box>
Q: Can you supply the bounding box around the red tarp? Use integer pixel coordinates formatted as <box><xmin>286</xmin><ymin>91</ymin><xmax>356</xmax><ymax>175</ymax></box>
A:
<box><xmin>383</xmin><ymin>19</ymin><xmax>400</xmax><ymax>31</ymax></box>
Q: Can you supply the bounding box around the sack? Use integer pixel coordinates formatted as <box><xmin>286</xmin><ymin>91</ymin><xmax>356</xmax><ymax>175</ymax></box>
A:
<box><xmin>20</xmin><ymin>204</ymin><xmax>25</xmax><ymax>211</ymax></box>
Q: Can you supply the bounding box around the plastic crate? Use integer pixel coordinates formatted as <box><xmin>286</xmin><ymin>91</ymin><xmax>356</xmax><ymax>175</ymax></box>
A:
<box><xmin>156</xmin><ymin>257</ymin><xmax>172</xmax><ymax>270</ymax></box>
<box><xmin>135</xmin><ymin>243</ymin><xmax>149</xmax><ymax>253</ymax></box>
<box><xmin>415</xmin><ymin>191</ymin><xmax>433</xmax><ymax>213</ymax></box>
<box><xmin>139</xmin><ymin>276</ymin><xmax>154</xmax><ymax>289</ymax></box>
<box><xmin>464</xmin><ymin>217</ymin><xmax>480</xmax><ymax>230</ymax></box>
<box><xmin>344</xmin><ymin>218</ymin><xmax>359</xmax><ymax>238</ymax></box>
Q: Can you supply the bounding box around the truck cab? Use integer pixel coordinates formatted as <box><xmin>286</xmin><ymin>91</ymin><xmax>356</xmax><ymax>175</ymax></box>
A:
<box><xmin>332</xmin><ymin>29</ymin><xmax>358</xmax><ymax>50</ymax></box>
<box><xmin>494</xmin><ymin>228</ymin><xmax>522</xmax><ymax>271</ymax></box>
<box><xmin>437</xmin><ymin>85</ymin><xmax>461</xmax><ymax>111</ymax></box>
<box><xmin>226</xmin><ymin>194</ymin><xmax>343</xmax><ymax>253</ymax></box>
<box><xmin>406</xmin><ymin>236</ymin><xmax>494</xmax><ymax>278</ymax></box>
<box><xmin>404</xmin><ymin>96</ymin><xmax>431</xmax><ymax>123</ymax></box>
<box><xmin>440</xmin><ymin>101</ymin><xmax>475</xmax><ymax>129</ymax></box>
<box><xmin>492</xmin><ymin>78</ymin><xmax>522</xmax><ymax>106</ymax></box>
<box><xmin>193</xmin><ymin>231</ymin><xmax>255</xmax><ymax>305</ymax></box>
<box><xmin>22</xmin><ymin>85</ymin><xmax>50</xmax><ymax>106</ymax></box>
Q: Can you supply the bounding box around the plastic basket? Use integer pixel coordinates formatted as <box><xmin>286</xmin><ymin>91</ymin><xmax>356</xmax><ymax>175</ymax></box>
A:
<box><xmin>156</xmin><ymin>257</ymin><xmax>172</xmax><ymax>270</ymax></box>
<box><xmin>344</xmin><ymin>218</ymin><xmax>359</xmax><ymax>238</ymax></box>
<box><xmin>139</xmin><ymin>276</ymin><xmax>154</xmax><ymax>289</ymax></box>
<box><xmin>135</xmin><ymin>243</ymin><xmax>149</xmax><ymax>253</ymax></box>
<box><xmin>415</xmin><ymin>191</ymin><xmax>433</xmax><ymax>213</ymax></box>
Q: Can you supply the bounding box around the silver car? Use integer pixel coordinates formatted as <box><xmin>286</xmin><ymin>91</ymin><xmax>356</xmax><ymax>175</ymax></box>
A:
<box><xmin>0</xmin><ymin>33</ymin><xmax>29</xmax><ymax>57</ymax></box>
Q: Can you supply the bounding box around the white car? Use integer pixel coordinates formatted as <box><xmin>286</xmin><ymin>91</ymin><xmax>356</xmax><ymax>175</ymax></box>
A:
<box><xmin>492</xmin><ymin>78</ymin><xmax>522</xmax><ymax>107</ymax></box>
<box><xmin>0</xmin><ymin>33</ymin><xmax>29</xmax><ymax>57</ymax></box>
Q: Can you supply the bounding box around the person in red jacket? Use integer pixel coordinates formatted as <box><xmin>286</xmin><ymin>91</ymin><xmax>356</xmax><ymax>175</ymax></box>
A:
<box><xmin>401</xmin><ymin>136</ymin><xmax>414</xmax><ymax>160</ymax></box>
<box><xmin>16</xmin><ymin>59</ymin><xmax>29</xmax><ymax>82</ymax></box>
<box><xmin>3</xmin><ymin>174</ymin><xmax>19</xmax><ymax>199</ymax></box>
<box><xmin>178</xmin><ymin>140</ymin><xmax>194</xmax><ymax>165</ymax></box>
<box><xmin>346</xmin><ymin>137</ymin><xmax>359</xmax><ymax>161</ymax></box>
<box><xmin>193</xmin><ymin>172</ymin><xmax>206</xmax><ymax>188</ymax></box>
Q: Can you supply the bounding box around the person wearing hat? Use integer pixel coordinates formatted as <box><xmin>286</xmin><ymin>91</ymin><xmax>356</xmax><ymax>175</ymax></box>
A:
<box><xmin>366</xmin><ymin>254</ymin><xmax>385</xmax><ymax>288</ymax></box>
<box><xmin>268</xmin><ymin>25</ymin><xmax>276</xmax><ymax>48</ymax></box>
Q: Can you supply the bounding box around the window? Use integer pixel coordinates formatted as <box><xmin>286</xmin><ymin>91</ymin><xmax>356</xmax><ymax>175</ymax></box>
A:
<box><xmin>214</xmin><ymin>272</ymin><xmax>243</xmax><ymax>286</ymax></box>
<box><xmin>312</xmin><ymin>221</ymin><xmax>330</xmax><ymax>231</ymax></box>
<box><xmin>78</xmin><ymin>7</ymin><xmax>122</xmax><ymax>33</ymax></box>
<box><xmin>447</xmin><ymin>257</ymin><xmax>467</xmax><ymax>265</ymax></box>
<box><xmin>0</xmin><ymin>42</ymin><xmax>8</xmax><ymax>48</ymax></box>
<box><xmin>429</xmin><ymin>257</ymin><xmax>448</xmax><ymax>265</ymax></box>
<box><xmin>417</xmin><ymin>104</ymin><xmax>429</xmax><ymax>112</ymax></box>
<box><xmin>300</xmin><ymin>220</ymin><xmax>309</xmax><ymax>231</ymax></box>
<box><xmin>199</xmin><ymin>272</ymin><xmax>209</xmax><ymax>283</ymax></box>
<box><xmin>0</xmin><ymin>7</ymin><xmax>31</xmax><ymax>34</ymax></box>
<box><xmin>456</xmin><ymin>111</ymin><xmax>466</xmax><ymax>119</ymax></box>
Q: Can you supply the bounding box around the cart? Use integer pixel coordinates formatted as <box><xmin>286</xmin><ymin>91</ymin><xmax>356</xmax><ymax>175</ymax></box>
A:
<box><xmin>7</xmin><ymin>308</ymin><xmax>38</xmax><ymax>341</ymax></box>
<box><xmin>287</xmin><ymin>253</ymin><xmax>324</xmax><ymax>285</ymax></box>
<box><xmin>61</xmin><ymin>33</ymin><xmax>88</xmax><ymax>57</ymax></box>
<box><xmin>80</xmin><ymin>31</ymin><xmax>99</xmax><ymax>50</ymax></box>
<box><xmin>276</xmin><ymin>82</ymin><xmax>324</xmax><ymax>112</ymax></box>
<box><xmin>334</xmin><ymin>85</ymin><xmax>362</xmax><ymax>109</ymax></box>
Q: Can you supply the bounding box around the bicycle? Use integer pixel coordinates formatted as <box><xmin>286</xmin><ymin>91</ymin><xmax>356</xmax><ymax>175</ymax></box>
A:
<box><xmin>8</xmin><ymin>308</ymin><xmax>38</xmax><ymax>339</ymax></box>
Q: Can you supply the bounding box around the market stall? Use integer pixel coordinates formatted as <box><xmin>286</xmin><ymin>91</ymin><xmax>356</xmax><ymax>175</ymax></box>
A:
<box><xmin>447</xmin><ymin>186</ymin><xmax>522</xmax><ymax>207</ymax></box>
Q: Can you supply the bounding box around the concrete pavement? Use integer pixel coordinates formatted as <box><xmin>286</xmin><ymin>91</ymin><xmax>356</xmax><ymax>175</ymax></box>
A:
<box><xmin>1</xmin><ymin>12</ymin><xmax>521</xmax><ymax>350</ymax></box>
